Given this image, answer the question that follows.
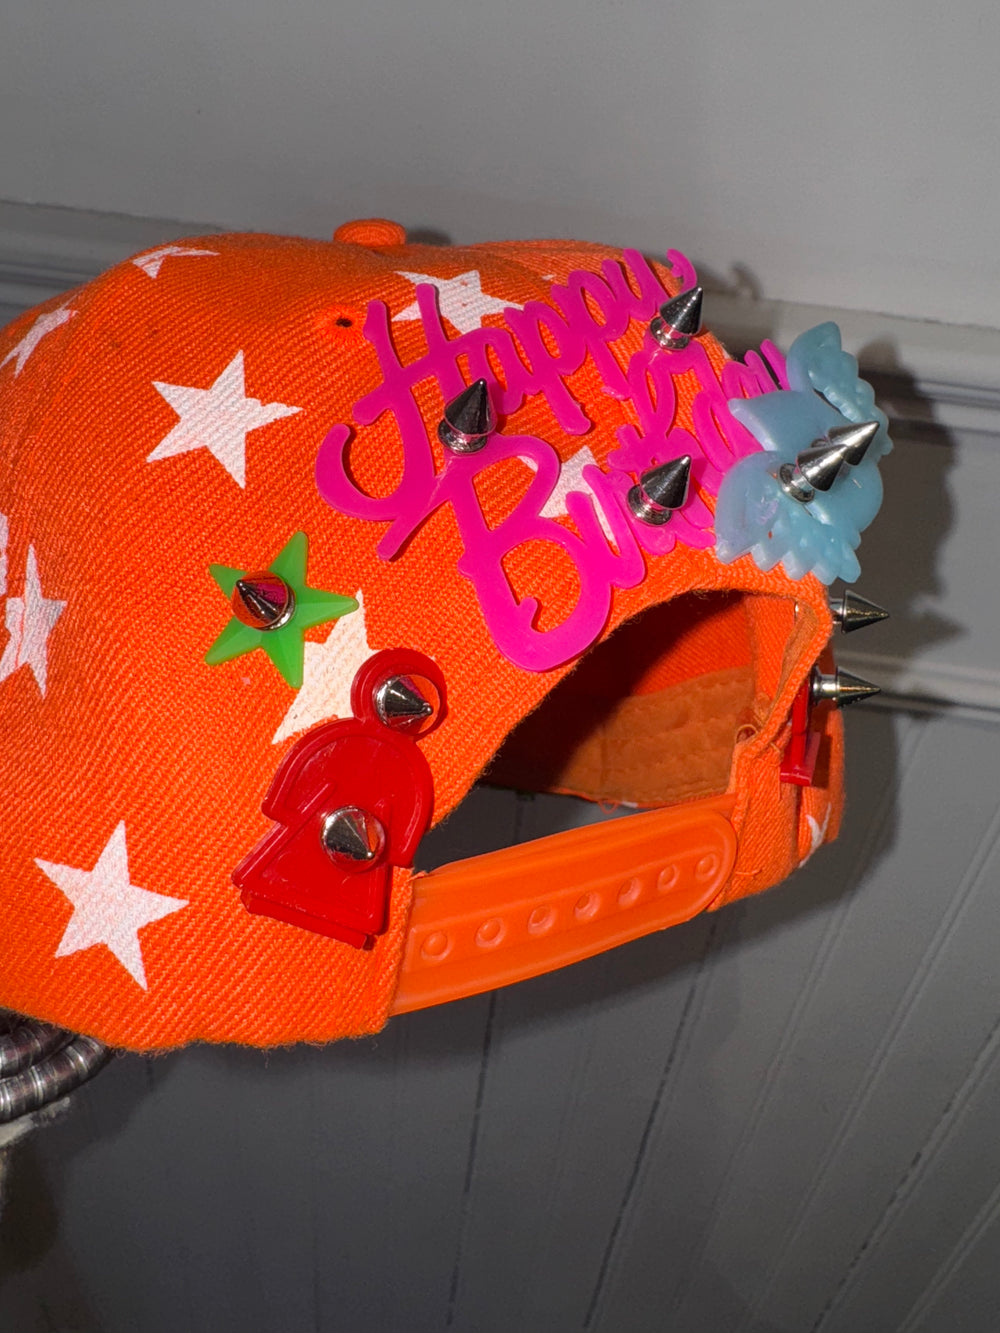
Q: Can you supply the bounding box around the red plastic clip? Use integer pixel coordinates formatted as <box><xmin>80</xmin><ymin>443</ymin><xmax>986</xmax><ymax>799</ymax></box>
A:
<box><xmin>233</xmin><ymin>650</ymin><xmax>444</xmax><ymax>948</ymax></box>
<box><xmin>780</xmin><ymin>677</ymin><xmax>822</xmax><ymax>787</ymax></box>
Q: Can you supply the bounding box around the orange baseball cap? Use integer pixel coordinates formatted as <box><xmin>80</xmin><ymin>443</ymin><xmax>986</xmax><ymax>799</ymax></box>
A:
<box><xmin>0</xmin><ymin>217</ymin><xmax>890</xmax><ymax>1051</ymax></box>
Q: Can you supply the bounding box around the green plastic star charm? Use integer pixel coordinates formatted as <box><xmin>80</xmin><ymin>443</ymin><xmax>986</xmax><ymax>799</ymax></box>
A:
<box><xmin>205</xmin><ymin>531</ymin><xmax>358</xmax><ymax>689</ymax></box>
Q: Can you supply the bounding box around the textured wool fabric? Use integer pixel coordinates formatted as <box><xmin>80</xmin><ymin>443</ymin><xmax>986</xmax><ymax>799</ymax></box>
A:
<box><xmin>0</xmin><ymin>222</ymin><xmax>843</xmax><ymax>1050</ymax></box>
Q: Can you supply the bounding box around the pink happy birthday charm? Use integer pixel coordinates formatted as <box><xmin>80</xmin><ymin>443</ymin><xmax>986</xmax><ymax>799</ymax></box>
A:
<box><xmin>315</xmin><ymin>251</ymin><xmax>782</xmax><ymax>672</ymax></box>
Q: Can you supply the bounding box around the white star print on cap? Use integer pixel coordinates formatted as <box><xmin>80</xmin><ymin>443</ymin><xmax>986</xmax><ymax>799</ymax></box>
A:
<box><xmin>798</xmin><ymin>808</ymin><xmax>832</xmax><ymax>868</ymax></box>
<box><xmin>394</xmin><ymin>269</ymin><xmax>520</xmax><ymax>335</ymax></box>
<box><xmin>537</xmin><ymin>445</ymin><xmax>615</xmax><ymax>542</ymax></box>
<box><xmin>131</xmin><ymin>245</ymin><xmax>218</xmax><ymax>279</ymax></box>
<box><xmin>0</xmin><ymin>545</ymin><xmax>66</xmax><ymax>696</ymax></box>
<box><xmin>272</xmin><ymin>591</ymin><xmax>375</xmax><ymax>743</ymax></box>
<box><xmin>0</xmin><ymin>304</ymin><xmax>75</xmax><ymax>377</ymax></box>
<box><xmin>37</xmin><ymin>822</ymin><xmax>188</xmax><ymax>989</ymax></box>
<box><xmin>147</xmin><ymin>350</ymin><xmax>302</xmax><ymax>487</ymax></box>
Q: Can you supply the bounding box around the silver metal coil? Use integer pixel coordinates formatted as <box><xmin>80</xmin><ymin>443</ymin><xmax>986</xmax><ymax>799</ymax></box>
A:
<box><xmin>0</xmin><ymin>1016</ymin><xmax>72</xmax><ymax>1076</ymax></box>
<box><xmin>0</xmin><ymin>1033</ymin><xmax>111</xmax><ymax>1124</ymax></box>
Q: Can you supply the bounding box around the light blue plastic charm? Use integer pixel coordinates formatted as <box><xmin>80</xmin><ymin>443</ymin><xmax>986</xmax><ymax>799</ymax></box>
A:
<box><xmin>715</xmin><ymin>323</ymin><xmax>891</xmax><ymax>585</ymax></box>
<box><xmin>786</xmin><ymin>323</ymin><xmax>891</xmax><ymax>460</ymax></box>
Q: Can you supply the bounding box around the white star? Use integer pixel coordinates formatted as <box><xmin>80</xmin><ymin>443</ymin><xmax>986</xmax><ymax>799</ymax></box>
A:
<box><xmin>0</xmin><ymin>305</ymin><xmax>75</xmax><ymax>377</ymax></box>
<box><xmin>0</xmin><ymin>546</ymin><xmax>66</xmax><ymax>695</ymax></box>
<box><xmin>541</xmin><ymin>446</ymin><xmax>615</xmax><ymax>542</ymax></box>
<box><xmin>148</xmin><ymin>350</ymin><xmax>302</xmax><ymax>487</ymax></box>
<box><xmin>37</xmin><ymin>822</ymin><xmax>187</xmax><ymax>989</ymax></box>
<box><xmin>394</xmin><ymin>269</ymin><xmax>519</xmax><ymax>335</ymax></box>
<box><xmin>798</xmin><ymin>807</ymin><xmax>832</xmax><ymax>868</ymax></box>
<box><xmin>131</xmin><ymin>244</ymin><xmax>219</xmax><ymax>279</ymax></box>
<box><xmin>273</xmin><ymin>590</ymin><xmax>374</xmax><ymax>743</ymax></box>
<box><xmin>521</xmin><ymin>446</ymin><xmax>616</xmax><ymax>542</ymax></box>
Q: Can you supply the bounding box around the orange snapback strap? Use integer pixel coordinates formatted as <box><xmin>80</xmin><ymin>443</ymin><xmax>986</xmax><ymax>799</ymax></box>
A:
<box><xmin>391</xmin><ymin>793</ymin><xmax>737</xmax><ymax>1015</ymax></box>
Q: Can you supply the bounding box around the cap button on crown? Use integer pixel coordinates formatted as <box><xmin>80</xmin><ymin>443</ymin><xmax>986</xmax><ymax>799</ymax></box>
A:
<box><xmin>333</xmin><ymin>218</ymin><xmax>408</xmax><ymax>248</ymax></box>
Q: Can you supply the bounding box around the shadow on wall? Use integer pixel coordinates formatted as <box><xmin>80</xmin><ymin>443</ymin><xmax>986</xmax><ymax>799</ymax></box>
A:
<box><xmin>0</xmin><ymin>1053</ymin><xmax>156</xmax><ymax>1331</ymax></box>
<box><xmin>861</xmin><ymin>351</ymin><xmax>960</xmax><ymax>662</ymax></box>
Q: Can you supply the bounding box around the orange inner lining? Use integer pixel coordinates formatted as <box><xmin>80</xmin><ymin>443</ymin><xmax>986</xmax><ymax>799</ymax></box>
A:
<box><xmin>486</xmin><ymin>591</ymin><xmax>791</xmax><ymax>808</ymax></box>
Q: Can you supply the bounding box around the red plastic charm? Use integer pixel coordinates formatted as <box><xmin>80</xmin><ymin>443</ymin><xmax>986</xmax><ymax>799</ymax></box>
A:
<box><xmin>780</xmin><ymin>677</ymin><xmax>822</xmax><ymax>787</ymax></box>
<box><xmin>232</xmin><ymin>650</ymin><xmax>444</xmax><ymax>948</ymax></box>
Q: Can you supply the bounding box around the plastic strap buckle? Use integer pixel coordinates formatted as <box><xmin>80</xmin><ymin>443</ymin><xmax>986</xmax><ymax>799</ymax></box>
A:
<box><xmin>391</xmin><ymin>793</ymin><xmax>737</xmax><ymax>1014</ymax></box>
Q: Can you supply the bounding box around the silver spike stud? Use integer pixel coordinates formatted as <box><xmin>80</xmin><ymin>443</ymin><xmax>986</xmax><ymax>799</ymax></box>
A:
<box><xmin>231</xmin><ymin>572</ymin><xmax>296</xmax><ymax>630</ymax></box>
<box><xmin>437</xmin><ymin>379</ymin><xmax>496</xmax><ymax>454</ymax></box>
<box><xmin>830</xmin><ymin>590</ymin><xmax>890</xmax><ymax>634</ymax></box>
<box><xmin>779</xmin><ymin>420</ymin><xmax>880</xmax><ymax>503</ymax></box>
<box><xmin>649</xmin><ymin>287</ymin><xmax>703</xmax><ymax>350</ymax></box>
<box><xmin>321</xmin><ymin>806</ymin><xmax>386</xmax><ymax>868</ymax></box>
<box><xmin>627</xmin><ymin>455</ymin><xmax>692</xmax><ymax>526</ymax></box>
<box><xmin>375</xmin><ymin>674</ymin><xmax>435</xmax><ymax>733</ymax></box>
<box><xmin>811</xmin><ymin>666</ymin><xmax>881</xmax><ymax>708</ymax></box>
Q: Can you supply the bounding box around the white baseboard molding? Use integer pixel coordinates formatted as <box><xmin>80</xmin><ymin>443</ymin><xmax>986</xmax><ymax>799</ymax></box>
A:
<box><xmin>1</xmin><ymin>197</ymin><xmax>1000</xmax><ymax>431</ymax></box>
<box><xmin>709</xmin><ymin>294</ymin><xmax>1000</xmax><ymax>439</ymax></box>
<box><xmin>0</xmin><ymin>198</ymin><xmax>223</xmax><ymax>310</ymax></box>
<box><xmin>838</xmin><ymin>652</ymin><xmax>1000</xmax><ymax>724</ymax></box>
<box><xmin>2</xmin><ymin>198</ymin><xmax>999</xmax><ymax>433</ymax></box>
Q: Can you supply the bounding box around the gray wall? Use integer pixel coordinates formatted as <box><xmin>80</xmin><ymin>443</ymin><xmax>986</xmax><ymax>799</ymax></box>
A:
<box><xmin>2</xmin><ymin>0</ymin><xmax>1000</xmax><ymax>326</ymax></box>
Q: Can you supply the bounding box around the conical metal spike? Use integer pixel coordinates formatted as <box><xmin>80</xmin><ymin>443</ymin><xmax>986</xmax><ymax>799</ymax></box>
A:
<box><xmin>649</xmin><ymin>287</ymin><xmax>703</xmax><ymax>350</ymax></box>
<box><xmin>375</xmin><ymin>674</ymin><xmax>434</xmax><ymax>732</ymax></box>
<box><xmin>831</xmin><ymin>590</ymin><xmax>890</xmax><ymax>634</ymax></box>
<box><xmin>794</xmin><ymin>444</ymin><xmax>853</xmax><ymax>494</ymax></box>
<box><xmin>797</xmin><ymin>420</ymin><xmax>879</xmax><ymax>492</ymax></box>
<box><xmin>627</xmin><ymin>455</ymin><xmax>692</xmax><ymax>526</ymax></box>
<box><xmin>811</xmin><ymin>667</ymin><xmax>881</xmax><ymax>708</ymax></box>
<box><xmin>779</xmin><ymin>419</ymin><xmax>880</xmax><ymax>502</ymax></box>
<box><xmin>321</xmin><ymin>806</ymin><xmax>386</xmax><ymax>866</ymax></box>
<box><xmin>232</xmin><ymin>573</ymin><xmax>296</xmax><ymax>630</ymax></box>
<box><xmin>437</xmin><ymin>379</ymin><xmax>496</xmax><ymax>454</ymax></box>
<box><xmin>827</xmin><ymin>419</ymin><xmax>880</xmax><ymax>466</ymax></box>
